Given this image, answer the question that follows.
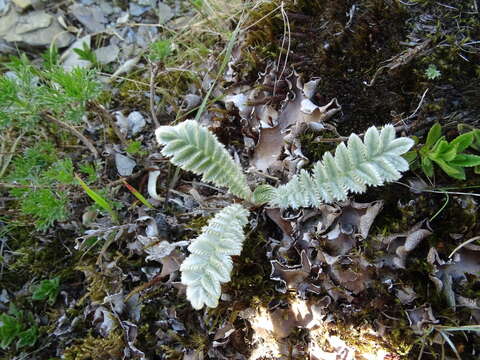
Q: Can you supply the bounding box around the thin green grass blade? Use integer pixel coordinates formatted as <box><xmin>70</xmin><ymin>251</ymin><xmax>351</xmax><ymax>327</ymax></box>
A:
<box><xmin>439</xmin><ymin>331</ymin><xmax>461</xmax><ymax>360</ymax></box>
<box><xmin>436</xmin><ymin>325</ymin><xmax>480</xmax><ymax>332</ymax></box>
<box><xmin>75</xmin><ymin>174</ymin><xmax>118</xmax><ymax>223</ymax></box>
<box><xmin>193</xmin><ymin>13</ymin><xmax>243</xmax><ymax>122</ymax></box>
<box><xmin>122</xmin><ymin>180</ymin><xmax>154</xmax><ymax>209</ymax></box>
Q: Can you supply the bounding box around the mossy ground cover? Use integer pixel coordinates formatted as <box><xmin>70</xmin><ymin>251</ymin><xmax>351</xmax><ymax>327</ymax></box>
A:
<box><xmin>0</xmin><ymin>0</ymin><xmax>479</xmax><ymax>359</ymax></box>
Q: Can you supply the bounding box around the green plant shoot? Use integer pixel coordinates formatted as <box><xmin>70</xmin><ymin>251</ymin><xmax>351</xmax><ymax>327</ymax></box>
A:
<box><xmin>418</xmin><ymin>123</ymin><xmax>480</xmax><ymax>180</ymax></box>
<box><xmin>75</xmin><ymin>174</ymin><xmax>118</xmax><ymax>222</ymax></box>
<box><xmin>122</xmin><ymin>180</ymin><xmax>154</xmax><ymax>209</ymax></box>
<box><xmin>32</xmin><ymin>277</ymin><xmax>60</xmax><ymax>305</ymax></box>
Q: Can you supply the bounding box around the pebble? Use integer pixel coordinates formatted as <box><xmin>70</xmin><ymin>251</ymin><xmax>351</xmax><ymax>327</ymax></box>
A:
<box><xmin>0</xmin><ymin>0</ymin><xmax>9</xmax><ymax>15</ymax></box>
<box><xmin>0</xmin><ymin>8</ymin><xmax>73</xmax><ymax>47</ymax></box>
<box><xmin>114</xmin><ymin>153</ymin><xmax>136</xmax><ymax>176</ymax></box>
<box><xmin>158</xmin><ymin>2</ymin><xmax>173</xmax><ymax>24</ymax></box>
<box><xmin>12</xmin><ymin>0</ymin><xmax>32</xmax><ymax>10</ymax></box>
<box><xmin>61</xmin><ymin>35</ymin><xmax>92</xmax><ymax>71</ymax></box>
<box><xmin>129</xmin><ymin>2</ymin><xmax>149</xmax><ymax>16</ymax></box>
<box><xmin>127</xmin><ymin>111</ymin><xmax>146</xmax><ymax>136</ymax></box>
<box><xmin>94</xmin><ymin>44</ymin><xmax>120</xmax><ymax>64</ymax></box>
<box><xmin>70</xmin><ymin>3</ymin><xmax>107</xmax><ymax>33</ymax></box>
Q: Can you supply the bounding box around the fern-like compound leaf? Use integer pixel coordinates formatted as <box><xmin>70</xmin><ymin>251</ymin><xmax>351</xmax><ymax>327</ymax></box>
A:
<box><xmin>267</xmin><ymin>125</ymin><xmax>414</xmax><ymax>208</ymax></box>
<box><xmin>180</xmin><ymin>204</ymin><xmax>249</xmax><ymax>309</ymax></box>
<box><xmin>156</xmin><ymin>120</ymin><xmax>252</xmax><ymax>201</ymax></box>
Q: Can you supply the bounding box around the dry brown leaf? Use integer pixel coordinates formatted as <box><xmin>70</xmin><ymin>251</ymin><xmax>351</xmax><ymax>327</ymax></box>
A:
<box><xmin>406</xmin><ymin>304</ymin><xmax>438</xmax><ymax>335</ymax></box>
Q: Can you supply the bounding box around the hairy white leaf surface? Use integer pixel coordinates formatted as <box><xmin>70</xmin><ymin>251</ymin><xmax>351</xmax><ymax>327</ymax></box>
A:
<box><xmin>267</xmin><ymin>125</ymin><xmax>414</xmax><ymax>208</ymax></box>
<box><xmin>156</xmin><ymin>120</ymin><xmax>252</xmax><ymax>201</ymax></box>
<box><xmin>180</xmin><ymin>204</ymin><xmax>249</xmax><ymax>309</ymax></box>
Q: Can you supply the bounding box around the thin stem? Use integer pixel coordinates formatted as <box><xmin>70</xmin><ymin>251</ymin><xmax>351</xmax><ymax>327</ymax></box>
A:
<box><xmin>43</xmin><ymin>113</ymin><xmax>99</xmax><ymax>158</ymax></box>
<box><xmin>0</xmin><ymin>131</ymin><xmax>25</xmax><ymax>179</ymax></box>
<box><xmin>149</xmin><ymin>62</ymin><xmax>161</xmax><ymax>128</ymax></box>
<box><xmin>89</xmin><ymin>102</ymin><xmax>128</xmax><ymax>146</ymax></box>
<box><xmin>0</xmin><ymin>183</ymin><xmax>46</xmax><ymax>189</ymax></box>
<box><xmin>448</xmin><ymin>236</ymin><xmax>480</xmax><ymax>259</ymax></box>
<box><xmin>429</xmin><ymin>192</ymin><xmax>449</xmax><ymax>222</ymax></box>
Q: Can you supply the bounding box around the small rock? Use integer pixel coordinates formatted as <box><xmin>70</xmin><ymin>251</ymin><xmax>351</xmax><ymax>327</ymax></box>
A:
<box><xmin>136</xmin><ymin>25</ymin><xmax>158</xmax><ymax>48</ymax></box>
<box><xmin>109</xmin><ymin>57</ymin><xmax>140</xmax><ymax>81</ymax></box>
<box><xmin>114</xmin><ymin>153</ymin><xmax>136</xmax><ymax>176</ymax></box>
<box><xmin>116</xmin><ymin>11</ymin><xmax>129</xmax><ymax>24</ymax></box>
<box><xmin>0</xmin><ymin>289</ymin><xmax>10</xmax><ymax>303</ymax></box>
<box><xmin>0</xmin><ymin>8</ymin><xmax>20</xmax><ymax>38</ymax></box>
<box><xmin>114</xmin><ymin>111</ymin><xmax>129</xmax><ymax>136</ymax></box>
<box><xmin>98</xmin><ymin>0</ymin><xmax>114</xmax><ymax>15</ymax></box>
<box><xmin>61</xmin><ymin>35</ymin><xmax>92</xmax><ymax>71</ymax></box>
<box><xmin>0</xmin><ymin>9</ymin><xmax>73</xmax><ymax>47</ymax></box>
<box><xmin>0</xmin><ymin>39</ymin><xmax>14</xmax><ymax>54</ymax></box>
<box><xmin>158</xmin><ymin>2</ymin><xmax>173</xmax><ymax>24</ymax></box>
<box><xmin>127</xmin><ymin>111</ymin><xmax>146</xmax><ymax>135</ymax></box>
<box><xmin>137</xmin><ymin>0</ymin><xmax>155</xmax><ymax>5</ymax></box>
<box><xmin>94</xmin><ymin>44</ymin><xmax>120</xmax><ymax>64</ymax></box>
<box><xmin>169</xmin><ymin>15</ymin><xmax>190</xmax><ymax>30</ymax></box>
<box><xmin>12</xmin><ymin>0</ymin><xmax>32</xmax><ymax>10</ymax></box>
<box><xmin>70</xmin><ymin>3</ymin><xmax>107</xmax><ymax>33</ymax></box>
<box><xmin>129</xmin><ymin>3</ymin><xmax>149</xmax><ymax>16</ymax></box>
<box><xmin>0</xmin><ymin>0</ymin><xmax>9</xmax><ymax>15</ymax></box>
<box><xmin>124</xmin><ymin>27</ymin><xmax>137</xmax><ymax>44</ymax></box>
<box><xmin>15</xmin><ymin>11</ymin><xmax>51</xmax><ymax>33</ymax></box>
<box><xmin>183</xmin><ymin>94</ymin><xmax>202</xmax><ymax>111</ymax></box>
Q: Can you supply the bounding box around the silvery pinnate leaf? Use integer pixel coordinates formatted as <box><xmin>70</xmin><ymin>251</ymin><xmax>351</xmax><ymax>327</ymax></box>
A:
<box><xmin>180</xmin><ymin>204</ymin><xmax>249</xmax><ymax>309</ymax></box>
<box><xmin>266</xmin><ymin>125</ymin><xmax>414</xmax><ymax>209</ymax></box>
<box><xmin>156</xmin><ymin>120</ymin><xmax>252</xmax><ymax>201</ymax></box>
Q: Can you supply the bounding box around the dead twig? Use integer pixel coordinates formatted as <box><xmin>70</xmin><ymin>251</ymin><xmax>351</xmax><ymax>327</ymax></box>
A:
<box><xmin>0</xmin><ymin>131</ymin><xmax>25</xmax><ymax>179</ymax></box>
<box><xmin>125</xmin><ymin>274</ymin><xmax>164</xmax><ymax>302</ymax></box>
<box><xmin>149</xmin><ymin>61</ymin><xmax>161</xmax><ymax>128</ymax></box>
<box><xmin>365</xmin><ymin>39</ymin><xmax>432</xmax><ymax>87</ymax></box>
<box><xmin>43</xmin><ymin>113</ymin><xmax>99</xmax><ymax>158</ymax></box>
<box><xmin>89</xmin><ymin>101</ymin><xmax>128</xmax><ymax>146</ymax></box>
<box><xmin>107</xmin><ymin>169</ymin><xmax>151</xmax><ymax>187</ymax></box>
<box><xmin>400</xmin><ymin>88</ymin><xmax>430</xmax><ymax>123</ymax></box>
<box><xmin>0</xmin><ymin>183</ymin><xmax>46</xmax><ymax>189</ymax></box>
<box><xmin>448</xmin><ymin>236</ymin><xmax>480</xmax><ymax>259</ymax></box>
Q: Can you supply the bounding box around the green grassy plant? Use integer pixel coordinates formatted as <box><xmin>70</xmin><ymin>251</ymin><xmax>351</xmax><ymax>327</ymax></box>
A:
<box><xmin>148</xmin><ymin>40</ymin><xmax>173</xmax><ymax>62</ymax></box>
<box><xmin>0</xmin><ymin>53</ymin><xmax>100</xmax><ymax>131</ymax></box>
<box><xmin>32</xmin><ymin>277</ymin><xmax>60</xmax><ymax>305</ymax></box>
<box><xmin>7</xmin><ymin>142</ymin><xmax>74</xmax><ymax>230</ymax></box>
<box><xmin>425</xmin><ymin>64</ymin><xmax>441</xmax><ymax>80</ymax></box>
<box><xmin>0</xmin><ymin>50</ymin><xmax>101</xmax><ymax>194</ymax></box>
<box><xmin>72</xmin><ymin>42</ymin><xmax>100</xmax><ymax>68</ymax></box>
<box><xmin>408</xmin><ymin>123</ymin><xmax>480</xmax><ymax>180</ymax></box>
<box><xmin>78</xmin><ymin>162</ymin><xmax>100</xmax><ymax>184</ymax></box>
<box><xmin>4</xmin><ymin>143</ymin><xmax>110</xmax><ymax>231</ymax></box>
<box><xmin>0</xmin><ymin>305</ymin><xmax>38</xmax><ymax>350</ymax></box>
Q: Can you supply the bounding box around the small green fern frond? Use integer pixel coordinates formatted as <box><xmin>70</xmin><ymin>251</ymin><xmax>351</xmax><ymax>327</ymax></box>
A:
<box><xmin>180</xmin><ymin>204</ymin><xmax>249</xmax><ymax>309</ymax></box>
<box><xmin>267</xmin><ymin>125</ymin><xmax>414</xmax><ymax>208</ymax></box>
<box><xmin>156</xmin><ymin>120</ymin><xmax>252</xmax><ymax>201</ymax></box>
